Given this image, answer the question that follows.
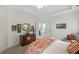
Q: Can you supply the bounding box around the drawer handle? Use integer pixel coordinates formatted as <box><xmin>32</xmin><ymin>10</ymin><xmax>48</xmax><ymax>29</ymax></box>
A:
<box><xmin>27</xmin><ymin>37</ymin><xmax>30</xmax><ymax>40</ymax></box>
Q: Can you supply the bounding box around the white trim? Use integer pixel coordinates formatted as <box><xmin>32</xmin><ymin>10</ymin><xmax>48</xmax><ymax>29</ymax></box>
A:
<box><xmin>47</xmin><ymin>7</ymin><xmax>79</xmax><ymax>17</ymax></box>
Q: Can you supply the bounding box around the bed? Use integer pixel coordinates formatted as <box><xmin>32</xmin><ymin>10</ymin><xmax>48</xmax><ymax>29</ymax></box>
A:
<box><xmin>25</xmin><ymin>37</ymin><xmax>70</xmax><ymax>54</ymax></box>
<box><xmin>2</xmin><ymin>37</ymin><xmax>79</xmax><ymax>54</ymax></box>
<box><xmin>42</xmin><ymin>39</ymin><xmax>70</xmax><ymax>54</ymax></box>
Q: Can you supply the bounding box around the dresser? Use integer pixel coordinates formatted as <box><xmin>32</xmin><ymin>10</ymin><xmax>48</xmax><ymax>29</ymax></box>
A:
<box><xmin>20</xmin><ymin>34</ymin><xmax>36</xmax><ymax>46</ymax></box>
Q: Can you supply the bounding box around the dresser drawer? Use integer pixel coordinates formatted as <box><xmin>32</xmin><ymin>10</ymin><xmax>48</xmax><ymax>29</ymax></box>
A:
<box><xmin>20</xmin><ymin>34</ymin><xmax>36</xmax><ymax>46</ymax></box>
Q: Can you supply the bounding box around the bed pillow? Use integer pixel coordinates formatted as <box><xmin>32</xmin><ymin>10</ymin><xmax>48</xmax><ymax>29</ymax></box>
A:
<box><xmin>67</xmin><ymin>34</ymin><xmax>75</xmax><ymax>40</ymax></box>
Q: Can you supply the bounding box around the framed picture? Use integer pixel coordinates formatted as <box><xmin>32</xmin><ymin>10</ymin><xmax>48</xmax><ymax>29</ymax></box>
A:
<box><xmin>56</xmin><ymin>23</ymin><xmax>66</xmax><ymax>29</ymax></box>
<box><xmin>16</xmin><ymin>24</ymin><xmax>21</xmax><ymax>33</ymax></box>
<box><xmin>11</xmin><ymin>25</ymin><xmax>16</xmax><ymax>31</ymax></box>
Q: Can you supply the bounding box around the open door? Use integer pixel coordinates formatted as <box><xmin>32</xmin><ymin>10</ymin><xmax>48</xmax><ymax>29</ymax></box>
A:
<box><xmin>36</xmin><ymin>22</ymin><xmax>51</xmax><ymax>39</ymax></box>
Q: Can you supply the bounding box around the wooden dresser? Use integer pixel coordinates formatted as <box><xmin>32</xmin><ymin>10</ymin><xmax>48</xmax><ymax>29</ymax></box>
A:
<box><xmin>20</xmin><ymin>34</ymin><xmax>36</xmax><ymax>46</ymax></box>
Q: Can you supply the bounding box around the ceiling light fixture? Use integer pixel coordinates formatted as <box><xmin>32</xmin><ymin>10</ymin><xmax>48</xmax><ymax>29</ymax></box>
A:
<box><xmin>33</xmin><ymin>5</ymin><xmax>47</xmax><ymax>9</ymax></box>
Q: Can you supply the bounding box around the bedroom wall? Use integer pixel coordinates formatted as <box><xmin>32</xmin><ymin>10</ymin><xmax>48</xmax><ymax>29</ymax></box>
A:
<box><xmin>8</xmin><ymin>7</ymin><xmax>36</xmax><ymax>47</ymax></box>
<box><xmin>0</xmin><ymin>6</ymin><xmax>8</xmax><ymax>52</ymax></box>
<box><xmin>48</xmin><ymin>11</ymin><xmax>79</xmax><ymax>40</ymax></box>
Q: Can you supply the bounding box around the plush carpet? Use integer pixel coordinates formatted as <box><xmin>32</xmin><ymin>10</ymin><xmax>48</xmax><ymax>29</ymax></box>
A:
<box><xmin>1</xmin><ymin>45</ymin><xmax>28</xmax><ymax>54</ymax></box>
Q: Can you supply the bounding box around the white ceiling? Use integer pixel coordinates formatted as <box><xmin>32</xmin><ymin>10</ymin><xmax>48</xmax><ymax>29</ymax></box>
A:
<box><xmin>8</xmin><ymin>5</ymin><xmax>72</xmax><ymax>16</ymax></box>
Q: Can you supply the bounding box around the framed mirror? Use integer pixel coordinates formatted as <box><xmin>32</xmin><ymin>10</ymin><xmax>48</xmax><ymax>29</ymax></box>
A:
<box><xmin>22</xmin><ymin>23</ymin><xmax>31</xmax><ymax>32</ymax></box>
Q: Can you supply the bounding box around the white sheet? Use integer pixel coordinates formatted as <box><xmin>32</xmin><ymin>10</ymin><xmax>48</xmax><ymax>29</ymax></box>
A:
<box><xmin>43</xmin><ymin>40</ymin><xmax>70</xmax><ymax>54</ymax></box>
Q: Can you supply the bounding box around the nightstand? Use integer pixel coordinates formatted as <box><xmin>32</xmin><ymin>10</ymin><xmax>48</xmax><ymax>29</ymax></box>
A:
<box><xmin>20</xmin><ymin>34</ymin><xmax>36</xmax><ymax>46</ymax></box>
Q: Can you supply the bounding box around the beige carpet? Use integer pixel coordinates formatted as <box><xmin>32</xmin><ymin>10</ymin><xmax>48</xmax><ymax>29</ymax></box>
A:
<box><xmin>1</xmin><ymin>45</ymin><xmax>28</xmax><ymax>54</ymax></box>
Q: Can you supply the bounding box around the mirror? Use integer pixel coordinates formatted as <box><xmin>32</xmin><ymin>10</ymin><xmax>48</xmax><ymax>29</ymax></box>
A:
<box><xmin>22</xmin><ymin>23</ymin><xmax>31</xmax><ymax>33</ymax></box>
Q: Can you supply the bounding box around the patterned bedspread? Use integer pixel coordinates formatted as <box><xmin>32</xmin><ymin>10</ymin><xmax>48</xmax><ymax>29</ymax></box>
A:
<box><xmin>25</xmin><ymin>38</ymin><xmax>55</xmax><ymax>54</ymax></box>
<box><xmin>67</xmin><ymin>40</ymin><xmax>79</xmax><ymax>54</ymax></box>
